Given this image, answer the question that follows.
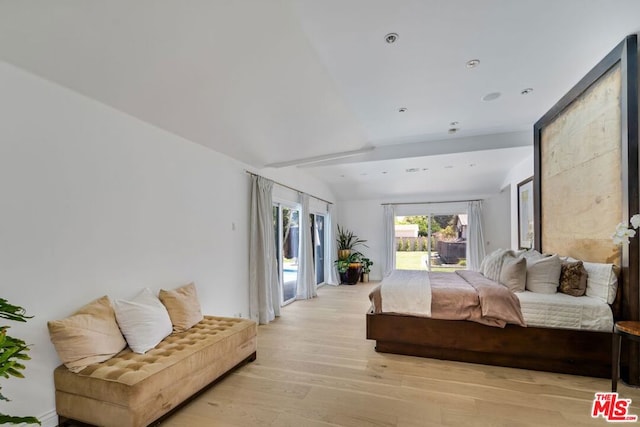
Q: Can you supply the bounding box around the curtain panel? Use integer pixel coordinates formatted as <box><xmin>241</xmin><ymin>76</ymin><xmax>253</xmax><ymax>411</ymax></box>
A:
<box><xmin>249</xmin><ymin>176</ymin><xmax>280</xmax><ymax>324</ymax></box>
<box><xmin>383</xmin><ymin>205</ymin><xmax>396</xmax><ymax>277</ymax></box>
<box><xmin>297</xmin><ymin>193</ymin><xmax>317</xmax><ymax>299</ymax></box>
<box><xmin>326</xmin><ymin>203</ymin><xmax>340</xmax><ymax>285</ymax></box>
<box><xmin>467</xmin><ymin>200</ymin><xmax>486</xmax><ymax>271</ymax></box>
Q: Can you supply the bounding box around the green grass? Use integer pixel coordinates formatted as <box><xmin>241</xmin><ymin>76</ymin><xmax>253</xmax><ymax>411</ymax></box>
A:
<box><xmin>395</xmin><ymin>251</ymin><xmax>464</xmax><ymax>272</ymax></box>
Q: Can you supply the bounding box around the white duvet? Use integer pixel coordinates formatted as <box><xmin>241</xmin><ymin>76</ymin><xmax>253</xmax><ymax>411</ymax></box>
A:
<box><xmin>516</xmin><ymin>291</ymin><xmax>613</xmax><ymax>331</ymax></box>
<box><xmin>380</xmin><ymin>270</ymin><xmax>432</xmax><ymax>317</ymax></box>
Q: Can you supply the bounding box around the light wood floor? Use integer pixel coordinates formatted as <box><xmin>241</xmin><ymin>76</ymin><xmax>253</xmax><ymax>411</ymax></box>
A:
<box><xmin>162</xmin><ymin>282</ymin><xmax>640</xmax><ymax>427</ymax></box>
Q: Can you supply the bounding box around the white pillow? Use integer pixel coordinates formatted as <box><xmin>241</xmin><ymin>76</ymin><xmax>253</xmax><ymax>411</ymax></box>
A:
<box><xmin>525</xmin><ymin>254</ymin><xmax>561</xmax><ymax>294</ymax></box>
<box><xmin>113</xmin><ymin>288</ymin><xmax>173</xmax><ymax>354</ymax></box>
<box><xmin>583</xmin><ymin>262</ymin><xmax>618</xmax><ymax>304</ymax></box>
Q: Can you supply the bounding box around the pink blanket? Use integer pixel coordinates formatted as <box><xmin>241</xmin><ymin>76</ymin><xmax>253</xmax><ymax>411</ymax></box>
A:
<box><xmin>369</xmin><ymin>270</ymin><xmax>525</xmax><ymax>328</ymax></box>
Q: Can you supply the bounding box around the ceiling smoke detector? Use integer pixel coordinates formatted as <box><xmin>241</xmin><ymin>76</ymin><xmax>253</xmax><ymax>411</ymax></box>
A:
<box><xmin>385</xmin><ymin>33</ymin><xmax>399</xmax><ymax>44</ymax></box>
<box><xmin>398</xmin><ymin>107</ymin><xmax>407</xmax><ymax>113</ymax></box>
<box><xmin>521</xmin><ymin>88</ymin><xmax>534</xmax><ymax>95</ymax></box>
<box><xmin>466</xmin><ymin>59</ymin><xmax>480</xmax><ymax>68</ymax></box>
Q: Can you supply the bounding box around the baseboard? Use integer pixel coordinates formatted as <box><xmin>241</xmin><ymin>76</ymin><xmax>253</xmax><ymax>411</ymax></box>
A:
<box><xmin>38</xmin><ymin>409</ymin><xmax>58</xmax><ymax>427</ymax></box>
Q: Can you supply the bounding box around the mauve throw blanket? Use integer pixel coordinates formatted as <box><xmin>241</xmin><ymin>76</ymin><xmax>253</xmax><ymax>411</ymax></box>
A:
<box><xmin>369</xmin><ymin>270</ymin><xmax>526</xmax><ymax>328</ymax></box>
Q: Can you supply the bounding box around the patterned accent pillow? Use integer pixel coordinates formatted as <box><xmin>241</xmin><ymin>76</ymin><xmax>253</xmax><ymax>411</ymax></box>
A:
<box><xmin>558</xmin><ymin>260</ymin><xmax>588</xmax><ymax>297</ymax></box>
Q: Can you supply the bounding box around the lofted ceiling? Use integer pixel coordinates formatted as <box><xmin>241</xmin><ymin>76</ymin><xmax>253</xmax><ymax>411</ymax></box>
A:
<box><xmin>1</xmin><ymin>1</ymin><xmax>639</xmax><ymax>200</ymax></box>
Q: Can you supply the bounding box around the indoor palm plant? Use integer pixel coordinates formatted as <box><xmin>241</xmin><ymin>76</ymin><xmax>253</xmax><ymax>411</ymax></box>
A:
<box><xmin>0</xmin><ymin>298</ymin><xmax>40</xmax><ymax>425</ymax></box>
<box><xmin>336</xmin><ymin>225</ymin><xmax>368</xmax><ymax>260</ymax></box>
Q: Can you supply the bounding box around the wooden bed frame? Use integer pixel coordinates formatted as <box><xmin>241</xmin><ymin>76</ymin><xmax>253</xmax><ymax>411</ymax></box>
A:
<box><xmin>367</xmin><ymin>302</ymin><xmax>618</xmax><ymax>379</ymax></box>
<box><xmin>367</xmin><ymin>35</ymin><xmax>639</xmax><ymax>381</ymax></box>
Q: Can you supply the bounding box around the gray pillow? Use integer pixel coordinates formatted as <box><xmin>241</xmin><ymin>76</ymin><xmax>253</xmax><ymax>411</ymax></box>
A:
<box><xmin>526</xmin><ymin>254</ymin><xmax>561</xmax><ymax>294</ymax></box>
<box><xmin>499</xmin><ymin>256</ymin><xmax>527</xmax><ymax>292</ymax></box>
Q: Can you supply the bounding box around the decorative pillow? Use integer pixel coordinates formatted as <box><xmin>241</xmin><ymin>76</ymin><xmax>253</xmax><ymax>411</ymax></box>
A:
<box><xmin>159</xmin><ymin>283</ymin><xmax>203</xmax><ymax>332</ymax></box>
<box><xmin>525</xmin><ymin>254</ymin><xmax>561</xmax><ymax>294</ymax></box>
<box><xmin>499</xmin><ymin>256</ymin><xmax>527</xmax><ymax>292</ymax></box>
<box><xmin>582</xmin><ymin>262</ymin><xmax>618</xmax><ymax>304</ymax></box>
<box><xmin>480</xmin><ymin>249</ymin><xmax>514</xmax><ymax>282</ymax></box>
<box><xmin>47</xmin><ymin>296</ymin><xmax>127</xmax><ymax>373</ymax></box>
<box><xmin>113</xmin><ymin>288</ymin><xmax>173</xmax><ymax>354</ymax></box>
<box><xmin>520</xmin><ymin>249</ymin><xmax>545</xmax><ymax>261</ymax></box>
<box><xmin>558</xmin><ymin>260</ymin><xmax>588</xmax><ymax>297</ymax></box>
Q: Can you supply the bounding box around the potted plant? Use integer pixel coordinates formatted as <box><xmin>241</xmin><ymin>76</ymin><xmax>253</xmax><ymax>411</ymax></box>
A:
<box><xmin>345</xmin><ymin>252</ymin><xmax>363</xmax><ymax>285</ymax></box>
<box><xmin>336</xmin><ymin>225</ymin><xmax>368</xmax><ymax>260</ymax></box>
<box><xmin>334</xmin><ymin>259</ymin><xmax>350</xmax><ymax>284</ymax></box>
<box><xmin>360</xmin><ymin>258</ymin><xmax>373</xmax><ymax>282</ymax></box>
<box><xmin>0</xmin><ymin>298</ymin><xmax>40</xmax><ymax>425</ymax></box>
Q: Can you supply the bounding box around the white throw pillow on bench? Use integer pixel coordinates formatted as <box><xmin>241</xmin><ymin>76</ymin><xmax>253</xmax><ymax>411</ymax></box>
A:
<box><xmin>113</xmin><ymin>288</ymin><xmax>173</xmax><ymax>354</ymax></box>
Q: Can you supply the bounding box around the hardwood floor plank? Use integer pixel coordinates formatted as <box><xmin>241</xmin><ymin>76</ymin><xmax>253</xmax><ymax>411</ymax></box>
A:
<box><xmin>161</xmin><ymin>282</ymin><xmax>640</xmax><ymax>426</ymax></box>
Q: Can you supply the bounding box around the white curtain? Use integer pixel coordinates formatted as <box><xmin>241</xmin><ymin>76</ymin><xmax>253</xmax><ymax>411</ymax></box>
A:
<box><xmin>297</xmin><ymin>193</ymin><xmax>317</xmax><ymax>299</ymax></box>
<box><xmin>383</xmin><ymin>205</ymin><xmax>396</xmax><ymax>277</ymax></box>
<box><xmin>467</xmin><ymin>200</ymin><xmax>486</xmax><ymax>271</ymax></box>
<box><xmin>249</xmin><ymin>176</ymin><xmax>280</xmax><ymax>324</ymax></box>
<box><xmin>326</xmin><ymin>203</ymin><xmax>340</xmax><ymax>285</ymax></box>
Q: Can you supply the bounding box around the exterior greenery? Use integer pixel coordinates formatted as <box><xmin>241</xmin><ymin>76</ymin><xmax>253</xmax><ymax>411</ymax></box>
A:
<box><xmin>0</xmin><ymin>299</ymin><xmax>40</xmax><ymax>425</ymax></box>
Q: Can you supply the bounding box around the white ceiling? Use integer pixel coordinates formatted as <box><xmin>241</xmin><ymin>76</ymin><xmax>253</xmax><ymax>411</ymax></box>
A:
<box><xmin>1</xmin><ymin>1</ymin><xmax>639</xmax><ymax>200</ymax></box>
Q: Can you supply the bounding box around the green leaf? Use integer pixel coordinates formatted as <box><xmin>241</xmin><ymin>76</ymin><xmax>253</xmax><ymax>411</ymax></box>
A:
<box><xmin>0</xmin><ymin>298</ymin><xmax>32</xmax><ymax>323</ymax></box>
<box><xmin>0</xmin><ymin>413</ymin><xmax>41</xmax><ymax>425</ymax></box>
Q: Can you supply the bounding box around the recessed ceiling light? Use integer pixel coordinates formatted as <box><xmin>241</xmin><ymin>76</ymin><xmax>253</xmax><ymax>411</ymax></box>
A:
<box><xmin>448</xmin><ymin>128</ymin><xmax>459</xmax><ymax>134</ymax></box>
<box><xmin>450</xmin><ymin>121</ymin><xmax>459</xmax><ymax>126</ymax></box>
<box><xmin>405</xmin><ymin>168</ymin><xmax>419</xmax><ymax>173</ymax></box>
<box><xmin>444</xmin><ymin>165</ymin><xmax>454</xmax><ymax>169</ymax></box>
<box><xmin>382</xmin><ymin>171</ymin><xmax>387</xmax><ymax>174</ymax></box>
<box><xmin>398</xmin><ymin>107</ymin><xmax>407</xmax><ymax>113</ymax></box>
<box><xmin>466</xmin><ymin>59</ymin><xmax>480</xmax><ymax>68</ymax></box>
<box><xmin>422</xmin><ymin>168</ymin><xmax>429</xmax><ymax>171</ymax></box>
<box><xmin>482</xmin><ymin>92</ymin><xmax>501</xmax><ymax>101</ymax></box>
<box><xmin>521</xmin><ymin>88</ymin><xmax>534</xmax><ymax>95</ymax></box>
<box><xmin>385</xmin><ymin>33</ymin><xmax>399</xmax><ymax>44</ymax></box>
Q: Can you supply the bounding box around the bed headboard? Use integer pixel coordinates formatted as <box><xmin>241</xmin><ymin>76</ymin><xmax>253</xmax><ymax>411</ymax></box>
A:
<box><xmin>533</xmin><ymin>34</ymin><xmax>639</xmax><ymax>382</ymax></box>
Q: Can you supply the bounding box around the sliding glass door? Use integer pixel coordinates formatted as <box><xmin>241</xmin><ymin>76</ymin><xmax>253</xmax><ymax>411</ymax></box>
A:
<box><xmin>395</xmin><ymin>213</ymin><xmax>467</xmax><ymax>272</ymax></box>
<box><xmin>273</xmin><ymin>203</ymin><xmax>299</xmax><ymax>305</ymax></box>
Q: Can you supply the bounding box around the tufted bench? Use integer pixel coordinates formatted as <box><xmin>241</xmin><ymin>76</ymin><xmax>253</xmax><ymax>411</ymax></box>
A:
<box><xmin>54</xmin><ymin>316</ymin><xmax>257</xmax><ymax>427</ymax></box>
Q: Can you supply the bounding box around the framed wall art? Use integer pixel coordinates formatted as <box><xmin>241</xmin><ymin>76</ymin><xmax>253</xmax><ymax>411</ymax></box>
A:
<box><xmin>517</xmin><ymin>177</ymin><xmax>534</xmax><ymax>249</ymax></box>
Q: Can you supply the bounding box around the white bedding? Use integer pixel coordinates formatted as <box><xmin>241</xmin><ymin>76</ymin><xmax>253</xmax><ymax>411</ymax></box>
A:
<box><xmin>516</xmin><ymin>291</ymin><xmax>613</xmax><ymax>331</ymax></box>
<box><xmin>380</xmin><ymin>270</ymin><xmax>432</xmax><ymax>317</ymax></box>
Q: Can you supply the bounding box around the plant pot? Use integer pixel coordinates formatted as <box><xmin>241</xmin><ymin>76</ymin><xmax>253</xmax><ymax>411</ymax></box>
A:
<box><xmin>339</xmin><ymin>271</ymin><xmax>348</xmax><ymax>284</ymax></box>
<box><xmin>338</xmin><ymin>249</ymin><xmax>351</xmax><ymax>260</ymax></box>
<box><xmin>345</xmin><ymin>266</ymin><xmax>362</xmax><ymax>285</ymax></box>
<box><xmin>361</xmin><ymin>273</ymin><xmax>369</xmax><ymax>283</ymax></box>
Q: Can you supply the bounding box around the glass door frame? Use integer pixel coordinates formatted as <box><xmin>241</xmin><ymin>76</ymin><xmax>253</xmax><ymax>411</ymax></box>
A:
<box><xmin>273</xmin><ymin>200</ymin><xmax>300</xmax><ymax>306</ymax></box>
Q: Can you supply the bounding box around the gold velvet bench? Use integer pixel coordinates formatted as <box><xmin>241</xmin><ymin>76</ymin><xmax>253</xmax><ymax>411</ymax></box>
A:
<box><xmin>54</xmin><ymin>316</ymin><xmax>257</xmax><ymax>427</ymax></box>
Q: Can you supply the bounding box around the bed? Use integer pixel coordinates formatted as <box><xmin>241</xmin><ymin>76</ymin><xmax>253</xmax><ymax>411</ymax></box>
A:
<box><xmin>367</xmin><ymin>263</ymin><xmax>621</xmax><ymax>378</ymax></box>
<box><xmin>367</xmin><ymin>35</ymin><xmax>640</xmax><ymax>381</ymax></box>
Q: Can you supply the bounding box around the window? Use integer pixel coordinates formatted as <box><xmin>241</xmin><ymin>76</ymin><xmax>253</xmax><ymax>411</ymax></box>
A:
<box><xmin>395</xmin><ymin>213</ymin><xmax>467</xmax><ymax>272</ymax></box>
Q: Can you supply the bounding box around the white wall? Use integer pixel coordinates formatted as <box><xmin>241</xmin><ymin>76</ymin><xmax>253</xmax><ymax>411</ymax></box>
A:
<box><xmin>337</xmin><ymin>200</ymin><xmax>385</xmax><ymax>280</ymax></box>
<box><xmin>338</xmin><ymin>192</ymin><xmax>517</xmax><ymax>278</ymax></box>
<box><xmin>482</xmin><ymin>187</ymin><xmax>511</xmax><ymax>254</ymax></box>
<box><xmin>501</xmin><ymin>153</ymin><xmax>534</xmax><ymax>250</ymax></box>
<box><xmin>0</xmin><ymin>61</ymin><xmax>335</xmax><ymax>425</ymax></box>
